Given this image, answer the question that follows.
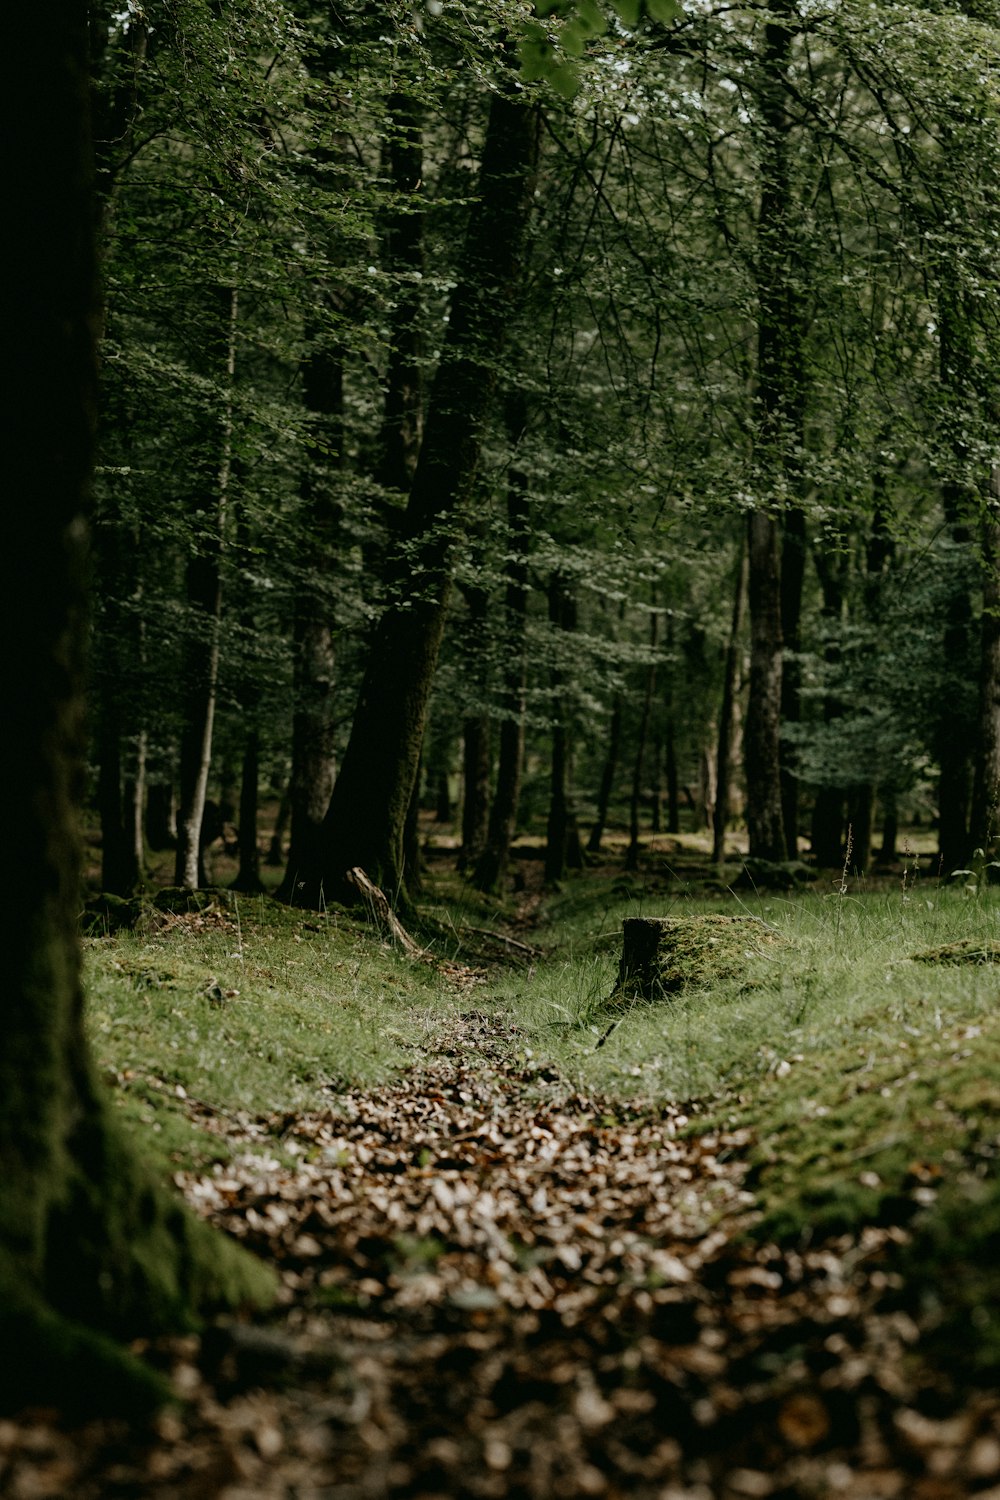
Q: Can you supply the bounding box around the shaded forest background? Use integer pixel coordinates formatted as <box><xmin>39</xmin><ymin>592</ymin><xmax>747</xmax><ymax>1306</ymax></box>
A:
<box><xmin>88</xmin><ymin>0</ymin><xmax>1000</xmax><ymax>909</ymax></box>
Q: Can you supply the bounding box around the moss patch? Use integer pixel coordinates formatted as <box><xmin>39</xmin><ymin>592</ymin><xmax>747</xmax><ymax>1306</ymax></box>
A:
<box><xmin>611</xmin><ymin>914</ymin><xmax>786</xmax><ymax>1002</ymax></box>
<box><xmin>910</xmin><ymin>937</ymin><xmax>1000</xmax><ymax>964</ymax></box>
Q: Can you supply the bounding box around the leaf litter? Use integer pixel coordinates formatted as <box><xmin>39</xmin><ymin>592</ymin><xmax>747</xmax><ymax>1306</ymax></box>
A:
<box><xmin>3</xmin><ymin>1009</ymin><xmax>1000</xmax><ymax>1499</ymax></box>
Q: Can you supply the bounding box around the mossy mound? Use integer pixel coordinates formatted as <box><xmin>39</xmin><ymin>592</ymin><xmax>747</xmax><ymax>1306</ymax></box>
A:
<box><xmin>611</xmin><ymin>913</ymin><xmax>786</xmax><ymax>1003</ymax></box>
<box><xmin>910</xmin><ymin>937</ymin><xmax>1000</xmax><ymax>965</ymax></box>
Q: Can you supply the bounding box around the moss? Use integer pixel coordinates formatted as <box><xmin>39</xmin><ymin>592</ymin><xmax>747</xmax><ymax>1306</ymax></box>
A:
<box><xmin>44</xmin><ymin>1093</ymin><xmax>275</xmax><ymax>1341</ymax></box>
<box><xmin>0</xmin><ymin>1256</ymin><xmax>169</xmax><ymax>1417</ymax></box>
<box><xmin>611</xmin><ymin>914</ymin><xmax>786</xmax><ymax>1002</ymax></box>
<box><xmin>910</xmin><ymin>937</ymin><xmax>1000</xmax><ymax>964</ymax></box>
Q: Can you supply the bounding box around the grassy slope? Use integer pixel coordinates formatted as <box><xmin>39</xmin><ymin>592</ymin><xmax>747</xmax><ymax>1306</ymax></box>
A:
<box><xmin>84</xmin><ymin>860</ymin><xmax>1000</xmax><ymax>1375</ymax></box>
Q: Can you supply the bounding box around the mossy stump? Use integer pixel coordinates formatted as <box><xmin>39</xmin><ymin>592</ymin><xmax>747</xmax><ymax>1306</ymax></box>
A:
<box><xmin>612</xmin><ymin>914</ymin><xmax>783</xmax><ymax>1002</ymax></box>
<box><xmin>911</xmin><ymin>938</ymin><xmax>1000</xmax><ymax>965</ymax></box>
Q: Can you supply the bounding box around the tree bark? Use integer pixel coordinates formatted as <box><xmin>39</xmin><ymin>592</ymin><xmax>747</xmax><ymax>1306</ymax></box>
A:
<box><xmin>460</xmin><ymin>716</ymin><xmax>492</xmax><ymax>870</ymax></box>
<box><xmin>174</xmin><ymin>285</ymin><xmax>238</xmax><ymax>889</ymax></box>
<box><xmin>712</xmin><ymin>543</ymin><xmax>747</xmax><ymax>865</ymax></box>
<box><xmin>626</xmin><ymin>610</ymin><xmax>658</xmax><ymax>871</ymax></box>
<box><xmin>545</xmin><ymin>573</ymin><xmax>585</xmax><ymax>884</ymax></box>
<box><xmin>971</xmin><ymin>494</ymin><xmax>1000</xmax><ymax>853</ymax></box>
<box><xmin>745</xmin><ymin>0</ymin><xmax>803</xmax><ymax>864</ymax></box>
<box><xmin>588</xmin><ymin>696</ymin><xmax>623</xmax><ymax>853</ymax></box>
<box><xmin>809</xmin><ymin>544</ymin><xmax>850</xmax><ymax>867</ymax></box>
<box><xmin>376</xmin><ymin>93</ymin><xmax>424</xmax><ymax>494</ymax></box>
<box><xmin>317</xmin><ymin>82</ymin><xmax>540</xmax><ymax>908</ymax></box>
<box><xmin>473</xmin><ymin>445</ymin><xmax>531</xmax><ymax>895</ymax></box>
<box><xmin>780</xmin><ymin>506</ymin><xmax>806</xmax><ymax>857</ymax></box>
<box><xmin>276</xmin><ymin>339</ymin><xmax>341</xmax><ymax>905</ymax></box>
<box><xmin>1</xmin><ymin>11</ymin><xmax>270</xmax><ymax>1411</ymax></box>
<box><xmin>745</xmin><ymin>511</ymin><xmax>786</xmax><ymax>860</ymax></box>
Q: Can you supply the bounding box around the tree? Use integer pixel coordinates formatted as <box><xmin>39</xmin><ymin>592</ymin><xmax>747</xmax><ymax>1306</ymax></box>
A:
<box><xmin>0</xmin><ymin>2</ymin><xmax>271</xmax><ymax>1412</ymax></box>
<box><xmin>308</xmin><ymin>72</ymin><xmax>541</xmax><ymax>908</ymax></box>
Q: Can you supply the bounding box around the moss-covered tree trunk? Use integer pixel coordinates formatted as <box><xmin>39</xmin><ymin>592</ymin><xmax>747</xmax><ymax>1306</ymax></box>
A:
<box><xmin>317</xmin><ymin>82</ymin><xmax>540</xmax><ymax>908</ymax></box>
<box><xmin>0</xmin><ymin>9</ymin><xmax>271</xmax><ymax>1412</ymax></box>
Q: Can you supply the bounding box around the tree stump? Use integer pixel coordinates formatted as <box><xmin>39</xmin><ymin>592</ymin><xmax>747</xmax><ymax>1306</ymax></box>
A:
<box><xmin>612</xmin><ymin>914</ymin><xmax>782</xmax><ymax>1002</ymax></box>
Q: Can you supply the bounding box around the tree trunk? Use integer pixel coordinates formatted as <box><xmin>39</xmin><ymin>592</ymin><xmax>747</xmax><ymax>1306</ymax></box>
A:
<box><xmin>847</xmin><ymin>785</ymin><xmax>874</xmax><ymax>875</ymax></box>
<box><xmin>626</xmin><ymin>611</ymin><xmax>658</xmax><ymax>871</ymax></box>
<box><xmin>545</xmin><ymin>574</ymin><xmax>584</xmax><ymax>884</ymax></box>
<box><xmin>745</xmin><ymin>511</ymin><xmax>786</xmax><ymax>860</ymax></box>
<box><xmin>780</xmin><ymin>506</ymin><xmax>806</xmax><ymax>857</ymax></box>
<box><xmin>1</xmin><ymin>13</ymin><xmax>270</xmax><ymax>1411</ymax></box>
<box><xmin>145</xmin><ymin>780</ymin><xmax>175</xmax><ymax>850</ymax></box>
<box><xmin>878</xmin><ymin>794</ymin><xmax>899</xmax><ymax>863</ymax></box>
<box><xmin>971</xmin><ymin>496</ymin><xmax>1000</xmax><ymax>854</ymax></box>
<box><xmin>318</xmin><ymin>83</ymin><xmax>540</xmax><ymax>908</ymax></box>
<box><xmin>473</xmin><ymin>431</ymin><xmax>531</xmax><ymax>895</ymax></box>
<box><xmin>276</xmin><ymin>339</ymin><xmax>341</xmax><ymax>905</ymax></box>
<box><xmin>232</xmin><ymin>727</ymin><xmax>263</xmax><ymax>893</ymax></box>
<box><xmin>809</xmin><ymin>544</ymin><xmax>850</xmax><ymax>867</ymax></box>
<box><xmin>174</xmin><ymin>285</ymin><xmax>238</xmax><ymax>889</ymax></box>
<box><xmin>588</xmin><ymin>696</ymin><xmax>623</xmax><ymax>853</ymax></box>
<box><xmin>460</xmin><ymin>716</ymin><xmax>492</xmax><ymax>870</ymax></box>
<box><xmin>745</xmin><ymin>0</ymin><xmax>803</xmax><ymax>864</ymax></box>
<box><xmin>266</xmin><ymin>783</ymin><xmax>291</xmax><ymax>867</ymax></box>
<box><xmin>811</xmin><ymin>788</ymin><xmax>845</xmax><ymax>869</ymax></box>
<box><xmin>936</xmin><ymin>281</ymin><xmax>977</xmax><ymax>872</ymax></box>
<box><xmin>712</xmin><ymin>543</ymin><xmax>748</xmax><ymax>865</ymax></box>
<box><xmin>376</xmin><ymin>92</ymin><xmax>424</xmax><ymax>494</ymax></box>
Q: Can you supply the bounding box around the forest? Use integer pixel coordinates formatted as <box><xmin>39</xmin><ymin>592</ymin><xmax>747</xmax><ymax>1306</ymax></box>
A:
<box><xmin>84</xmin><ymin>0</ymin><xmax>1000</xmax><ymax>896</ymax></box>
<box><xmin>5</xmin><ymin>0</ymin><xmax>1000</xmax><ymax>1495</ymax></box>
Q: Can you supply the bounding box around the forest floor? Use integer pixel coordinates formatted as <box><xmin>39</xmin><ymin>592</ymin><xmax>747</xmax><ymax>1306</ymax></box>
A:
<box><xmin>4</xmin><ymin>829</ymin><xmax>1000</xmax><ymax>1498</ymax></box>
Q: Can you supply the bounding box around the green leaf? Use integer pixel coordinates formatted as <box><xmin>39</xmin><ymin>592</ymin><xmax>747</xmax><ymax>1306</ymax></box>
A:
<box><xmin>645</xmin><ymin>0</ymin><xmax>682</xmax><ymax>21</ymax></box>
<box><xmin>577</xmin><ymin>0</ymin><xmax>609</xmax><ymax>36</ymax></box>
<box><xmin>561</xmin><ymin>20</ymin><xmax>588</xmax><ymax>56</ymax></box>
<box><xmin>611</xmin><ymin>0</ymin><xmax>641</xmax><ymax>26</ymax></box>
<box><xmin>548</xmin><ymin>60</ymin><xmax>582</xmax><ymax>98</ymax></box>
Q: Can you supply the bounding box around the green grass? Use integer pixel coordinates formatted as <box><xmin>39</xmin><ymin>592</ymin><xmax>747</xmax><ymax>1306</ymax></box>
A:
<box><xmin>85</xmin><ymin>896</ymin><xmax>464</xmax><ymax>1170</ymax></box>
<box><xmin>83</xmin><ymin>864</ymin><xmax>1000</xmax><ymax>1374</ymax></box>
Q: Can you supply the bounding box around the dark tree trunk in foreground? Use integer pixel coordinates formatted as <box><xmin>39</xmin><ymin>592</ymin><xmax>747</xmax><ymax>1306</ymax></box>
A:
<box><xmin>712</xmin><ymin>543</ymin><xmax>747</xmax><ymax>866</ymax></box>
<box><xmin>316</xmin><ymin>83</ymin><xmax>540</xmax><ymax>908</ymax></box>
<box><xmin>1</xmin><ymin>11</ymin><xmax>270</xmax><ymax>1413</ymax></box>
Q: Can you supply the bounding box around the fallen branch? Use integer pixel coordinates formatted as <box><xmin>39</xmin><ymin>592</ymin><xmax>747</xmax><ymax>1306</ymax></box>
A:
<box><xmin>344</xmin><ymin>868</ymin><xmax>426</xmax><ymax>958</ymax></box>
<box><xmin>463</xmin><ymin>927</ymin><xmax>539</xmax><ymax>958</ymax></box>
